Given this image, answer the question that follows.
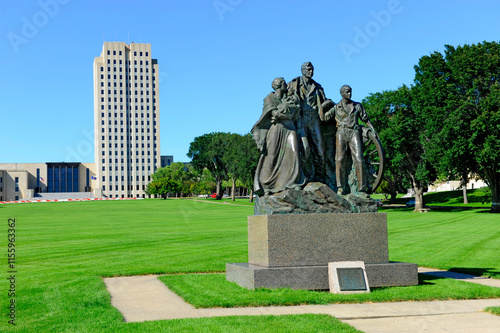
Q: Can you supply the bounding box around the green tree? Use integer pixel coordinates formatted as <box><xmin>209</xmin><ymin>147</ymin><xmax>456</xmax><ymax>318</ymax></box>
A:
<box><xmin>151</xmin><ymin>162</ymin><xmax>193</xmax><ymax>197</ymax></box>
<box><xmin>413</xmin><ymin>47</ymin><xmax>474</xmax><ymax>204</ymax></box>
<box><xmin>187</xmin><ymin>132</ymin><xmax>231</xmax><ymax>199</ymax></box>
<box><xmin>223</xmin><ymin>133</ymin><xmax>260</xmax><ymax>202</ymax></box>
<box><xmin>364</xmin><ymin>90</ymin><xmax>410</xmax><ymax>204</ymax></box>
<box><xmin>471</xmin><ymin>84</ymin><xmax>500</xmax><ymax>212</ymax></box>
<box><xmin>364</xmin><ymin>86</ymin><xmax>436</xmax><ymax>210</ymax></box>
<box><xmin>413</xmin><ymin>42</ymin><xmax>500</xmax><ymax>211</ymax></box>
<box><xmin>145</xmin><ymin>177</ymin><xmax>181</xmax><ymax>199</ymax></box>
<box><xmin>191</xmin><ymin>168</ymin><xmax>216</xmax><ymax>196</ymax></box>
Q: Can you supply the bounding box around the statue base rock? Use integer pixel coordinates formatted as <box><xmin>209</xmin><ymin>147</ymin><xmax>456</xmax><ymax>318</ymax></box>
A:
<box><xmin>226</xmin><ymin>212</ymin><xmax>418</xmax><ymax>290</ymax></box>
<box><xmin>254</xmin><ymin>182</ymin><xmax>376</xmax><ymax>215</ymax></box>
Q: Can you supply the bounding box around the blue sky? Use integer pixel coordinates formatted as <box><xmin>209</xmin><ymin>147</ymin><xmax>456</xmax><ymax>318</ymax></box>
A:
<box><xmin>1</xmin><ymin>0</ymin><xmax>499</xmax><ymax>163</ymax></box>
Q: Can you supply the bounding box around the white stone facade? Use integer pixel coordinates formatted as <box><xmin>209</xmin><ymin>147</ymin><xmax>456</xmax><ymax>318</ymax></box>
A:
<box><xmin>93</xmin><ymin>42</ymin><xmax>161</xmax><ymax>198</ymax></box>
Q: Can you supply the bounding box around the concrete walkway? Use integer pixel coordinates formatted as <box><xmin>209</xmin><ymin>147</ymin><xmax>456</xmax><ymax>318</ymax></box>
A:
<box><xmin>103</xmin><ymin>268</ymin><xmax>500</xmax><ymax>332</ymax></box>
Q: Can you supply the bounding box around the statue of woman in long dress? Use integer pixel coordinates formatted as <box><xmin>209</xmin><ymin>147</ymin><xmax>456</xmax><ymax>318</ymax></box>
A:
<box><xmin>252</xmin><ymin>77</ymin><xmax>306</xmax><ymax>195</ymax></box>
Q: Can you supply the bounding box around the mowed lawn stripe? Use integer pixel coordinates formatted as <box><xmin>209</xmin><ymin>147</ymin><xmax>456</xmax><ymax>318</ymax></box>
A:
<box><xmin>1</xmin><ymin>199</ymin><xmax>255</xmax><ymax>332</ymax></box>
<box><xmin>386</xmin><ymin>208</ymin><xmax>500</xmax><ymax>277</ymax></box>
<box><xmin>0</xmin><ymin>199</ymin><xmax>499</xmax><ymax>332</ymax></box>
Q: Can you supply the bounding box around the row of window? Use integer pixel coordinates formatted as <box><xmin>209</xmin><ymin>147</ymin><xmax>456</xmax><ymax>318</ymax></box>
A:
<box><xmin>101</xmin><ymin>97</ymin><xmax>154</xmax><ymax>103</ymax></box>
<box><xmin>106</xmin><ymin>50</ymin><xmax>149</xmax><ymax>57</ymax></box>
<box><xmin>103</xmin><ymin>142</ymin><xmax>152</xmax><ymax>148</ymax></box>
<box><xmin>102</xmin><ymin>175</ymin><xmax>151</xmax><ymax>182</ymax></box>
<box><xmin>99</xmin><ymin>81</ymin><xmax>158</xmax><ymax>91</ymax></box>
<box><xmin>102</xmin><ymin>64</ymin><xmax>154</xmax><ymax>71</ymax></box>
<box><xmin>101</xmin><ymin>151</ymin><xmax>152</xmax><ymax>157</ymax></box>
<box><xmin>105</xmin><ymin>59</ymin><xmax>150</xmax><ymax>65</ymax></box>
<box><xmin>100</xmin><ymin>135</ymin><xmax>158</xmax><ymax>143</ymax></box>
<box><xmin>47</xmin><ymin>166</ymin><xmax>79</xmax><ymax>193</ymax></box>
<box><xmin>102</xmin><ymin>120</ymin><xmax>154</xmax><ymax>126</ymax></box>
<box><xmin>103</xmin><ymin>172</ymin><xmax>152</xmax><ymax>178</ymax></box>
<box><xmin>103</xmin><ymin>158</ymin><xmax>152</xmax><ymax>163</ymax></box>
<box><xmin>101</xmin><ymin>128</ymin><xmax>156</xmax><ymax>134</ymax></box>
<box><xmin>100</xmin><ymin>74</ymin><xmax>154</xmax><ymax>81</ymax></box>
<box><xmin>100</xmin><ymin>112</ymin><xmax>156</xmax><ymax>119</ymax></box>
<box><xmin>103</xmin><ymin>185</ymin><xmax>147</xmax><ymax>191</ymax></box>
<box><xmin>102</xmin><ymin>166</ymin><xmax>151</xmax><ymax>171</ymax></box>
<box><xmin>100</xmin><ymin>105</ymin><xmax>157</xmax><ymax>111</ymax></box>
<box><xmin>102</xmin><ymin>67</ymin><xmax>151</xmax><ymax>74</ymax></box>
<box><xmin>101</xmin><ymin>90</ymin><xmax>153</xmax><ymax>96</ymax></box>
<box><xmin>100</xmin><ymin>81</ymin><xmax>156</xmax><ymax>88</ymax></box>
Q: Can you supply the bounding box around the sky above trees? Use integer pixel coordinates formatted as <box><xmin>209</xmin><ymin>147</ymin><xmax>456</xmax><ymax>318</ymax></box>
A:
<box><xmin>2</xmin><ymin>0</ymin><xmax>500</xmax><ymax>163</ymax></box>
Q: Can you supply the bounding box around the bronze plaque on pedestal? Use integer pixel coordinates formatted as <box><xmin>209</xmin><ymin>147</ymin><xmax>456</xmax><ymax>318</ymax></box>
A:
<box><xmin>337</xmin><ymin>267</ymin><xmax>367</xmax><ymax>291</ymax></box>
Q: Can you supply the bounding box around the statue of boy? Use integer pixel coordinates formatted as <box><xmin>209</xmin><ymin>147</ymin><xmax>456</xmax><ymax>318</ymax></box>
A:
<box><xmin>324</xmin><ymin>85</ymin><xmax>378</xmax><ymax>195</ymax></box>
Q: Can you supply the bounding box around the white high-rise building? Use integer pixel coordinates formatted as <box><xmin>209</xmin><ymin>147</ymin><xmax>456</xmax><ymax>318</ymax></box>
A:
<box><xmin>93</xmin><ymin>42</ymin><xmax>160</xmax><ymax>198</ymax></box>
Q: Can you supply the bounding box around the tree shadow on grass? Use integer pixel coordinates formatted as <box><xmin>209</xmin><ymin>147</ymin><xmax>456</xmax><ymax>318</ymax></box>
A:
<box><xmin>426</xmin><ymin>206</ymin><xmax>491</xmax><ymax>213</ymax></box>
<box><xmin>448</xmin><ymin>267</ymin><xmax>500</xmax><ymax>279</ymax></box>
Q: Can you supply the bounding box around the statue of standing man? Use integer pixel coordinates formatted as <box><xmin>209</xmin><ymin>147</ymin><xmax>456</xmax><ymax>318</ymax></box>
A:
<box><xmin>287</xmin><ymin>62</ymin><xmax>327</xmax><ymax>183</ymax></box>
<box><xmin>324</xmin><ymin>85</ymin><xmax>378</xmax><ymax>196</ymax></box>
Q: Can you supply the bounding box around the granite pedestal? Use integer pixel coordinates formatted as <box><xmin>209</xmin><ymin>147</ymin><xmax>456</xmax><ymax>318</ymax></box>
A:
<box><xmin>226</xmin><ymin>213</ymin><xmax>418</xmax><ymax>290</ymax></box>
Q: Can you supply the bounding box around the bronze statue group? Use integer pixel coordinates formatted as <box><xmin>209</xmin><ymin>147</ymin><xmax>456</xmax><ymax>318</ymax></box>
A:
<box><xmin>252</xmin><ymin>62</ymin><xmax>380</xmax><ymax>198</ymax></box>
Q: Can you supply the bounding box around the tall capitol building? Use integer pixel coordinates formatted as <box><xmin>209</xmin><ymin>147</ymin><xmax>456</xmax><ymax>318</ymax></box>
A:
<box><xmin>94</xmin><ymin>42</ymin><xmax>160</xmax><ymax>198</ymax></box>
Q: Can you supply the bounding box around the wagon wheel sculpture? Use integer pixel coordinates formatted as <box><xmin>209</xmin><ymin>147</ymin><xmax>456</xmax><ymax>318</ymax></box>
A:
<box><xmin>362</xmin><ymin>127</ymin><xmax>385</xmax><ymax>193</ymax></box>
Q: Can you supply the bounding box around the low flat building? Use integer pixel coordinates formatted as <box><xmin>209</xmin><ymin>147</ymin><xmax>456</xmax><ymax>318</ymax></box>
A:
<box><xmin>0</xmin><ymin>162</ymin><xmax>98</xmax><ymax>201</ymax></box>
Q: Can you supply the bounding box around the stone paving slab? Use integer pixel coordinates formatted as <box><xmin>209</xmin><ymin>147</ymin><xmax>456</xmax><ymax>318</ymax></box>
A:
<box><xmin>344</xmin><ymin>312</ymin><xmax>500</xmax><ymax>333</ymax></box>
<box><xmin>104</xmin><ymin>275</ymin><xmax>205</xmax><ymax>321</ymax></box>
<box><xmin>103</xmin><ymin>268</ymin><xmax>500</xmax><ymax>332</ymax></box>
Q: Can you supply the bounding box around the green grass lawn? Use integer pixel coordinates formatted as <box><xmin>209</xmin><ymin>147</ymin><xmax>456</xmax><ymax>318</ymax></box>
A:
<box><xmin>424</xmin><ymin>187</ymin><xmax>492</xmax><ymax>207</ymax></box>
<box><xmin>382</xmin><ymin>208</ymin><xmax>500</xmax><ymax>278</ymax></box>
<box><xmin>0</xmin><ymin>199</ymin><xmax>499</xmax><ymax>332</ymax></box>
<box><xmin>159</xmin><ymin>274</ymin><xmax>500</xmax><ymax>308</ymax></box>
<box><xmin>383</xmin><ymin>187</ymin><xmax>492</xmax><ymax>207</ymax></box>
<box><xmin>486</xmin><ymin>306</ymin><xmax>500</xmax><ymax>316</ymax></box>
